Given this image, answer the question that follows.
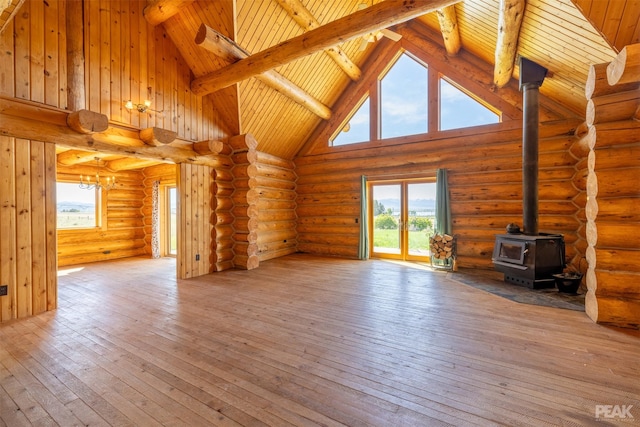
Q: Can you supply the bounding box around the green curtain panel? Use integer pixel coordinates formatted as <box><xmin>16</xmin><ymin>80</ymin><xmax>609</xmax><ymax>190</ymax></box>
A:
<box><xmin>436</xmin><ymin>169</ymin><xmax>452</xmax><ymax>235</ymax></box>
<box><xmin>358</xmin><ymin>175</ymin><xmax>369</xmax><ymax>260</ymax></box>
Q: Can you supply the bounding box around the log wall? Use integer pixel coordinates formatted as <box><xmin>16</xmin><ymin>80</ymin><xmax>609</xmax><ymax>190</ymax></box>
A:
<box><xmin>255</xmin><ymin>152</ymin><xmax>299</xmax><ymax>262</ymax></box>
<box><xmin>583</xmin><ymin>50</ymin><xmax>640</xmax><ymax>328</ymax></box>
<box><xmin>0</xmin><ymin>136</ymin><xmax>57</xmax><ymax>323</ymax></box>
<box><xmin>295</xmin><ymin>119</ymin><xmax>585</xmax><ymax>269</ymax></box>
<box><xmin>56</xmin><ymin>163</ymin><xmax>146</xmax><ymax>267</ymax></box>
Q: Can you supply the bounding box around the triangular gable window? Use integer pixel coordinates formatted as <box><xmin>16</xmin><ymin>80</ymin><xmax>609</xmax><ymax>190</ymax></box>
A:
<box><xmin>328</xmin><ymin>50</ymin><xmax>501</xmax><ymax>147</ymax></box>
<box><xmin>332</xmin><ymin>96</ymin><xmax>370</xmax><ymax>146</ymax></box>
<box><xmin>380</xmin><ymin>54</ymin><xmax>428</xmax><ymax>139</ymax></box>
<box><xmin>439</xmin><ymin>77</ymin><xmax>499</xmax><ymax>130</ymax></box>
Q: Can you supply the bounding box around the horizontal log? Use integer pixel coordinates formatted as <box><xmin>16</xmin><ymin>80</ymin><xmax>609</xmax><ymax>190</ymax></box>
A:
<box><xmin>256</xmin><ymin>151</ymin><xmax>295</xmax><ymax>169</ymax></box>
<box><xmin>228</xmin><ymin>133</ymin><xmax>258</xmax><ymax>152</ymax></box>
<box><xmin>591</xmin><ymin>145</ymin><xmax>640</xmax><ymax>170</ymax></box>
<box><xmin>585</xmin><ymin>295</ymin><xmax>640</xmax><ymax>328</ymax></box>
<box><xmin>58</xmin><ymin>239</ymin><xmax>146</xmax><ymax>257</ymax></box>
<box><xmin>586</xmin><ymin>90</ymin><xmax>640</xmax><ymax>126</ymax></box>
<box><xmin>232</xmin><ymin>150</ymin><xmax>258</xmax><ymax>165</ymax></box>
<box><xmin>256</xmin><ymin>198</ymin><xmax>297</xmax><ymax>211</ymax></box>
<box><xmin>215</xmin><ymin>260</ymin><xmax>235</xmax><ymax>272</ymax></box>
<box><xmin>593</xmin><ymin>221</ymin><xmax>640</xmax><ymax>249</ymax></box>
<box><xmin>257</xmin><ymin>220</ymin><xmax>297</xmax><ymax>232</ymax></box>
<box><xmin>259</xmin><ymin>210</ymin><xmax>298</xmax><ymax>222</ymax></box>
<box><xmin>255</xmin><ymin>187</ymin><xmax>297</xmax><ymax>201</ymax></box>
<box><xmin>233</xmin><ymin>217</ymin><xmax>258</xmax><ymax>232</ymax></box>
<box><xmin>258</xmin><ymin>247</ymin><xmax>298</xmax><ymax>262</ymax></box>
<box><xmin>143</xmin><ymin>0</ymin><xmax>195</xmax><ymax>26</ymax></box>
<box><xmin>58</xmin><ymin>248</ymin><xmax>147</xmax><ymax>267</ymax></box>
<box><xmin>254</xmin><ymin>163</ymin><xmax>297</xmax><ymax>182</ymax></box>
<box><xmin>606</xmin><ymin>44</ymin><xmax>640</xmax><ymax>86</ymax></box>
<box><xmin>257</xmin><ymin>240</ymin><xmax>297</xmax><ymax>255</ymax></box>
<box><xmin>193</xmin><ymin>140</ymin><xmax>227</xmax><ymax>155</ymax></box>
<box><xmin>595</xmin><ymin>248</ymin><xmax>640</xmax><ymax>273</ymax></box>
<box><xmin>254</xmin><ymin>176</ymin><xmax>297</xmax><ymax>191</ymax></box>
<box><xmin>585</xmin><ymin>63</ymin><xmax>640</xmax><ymax>99</ymax></box>
<box><xmin>451</xmin><ymin>200</ymin><xmax>577</xmax><ymax>216</ymax></box>
<box><xmin>139</xmin><ymin>127</ymin><xmax>177</xmax><ymax>146</ymax></box>
<box><xmin>596</xmin><ymin>197</ymin><xmax>640</xmax><ymax>221</ymax></box>
<box><xmin>233</xmin><ymin>254</ymin><xmax>259</xmax><ymax>270</ymax></box>
<box><xmin>191</xmin><ymin>0</ymin><xmax>458</xmax><ymax>95</ymax></box>
<box><xmin>256</xmin><ymin>229</ymin><xmax>298</xmax><ymax>245</ymax></box>
<box><xmin>297</xmin><ymin>204</ymin><xmax>360</xmax><ymax>217</ymax></box>
<box><xmin>297</xmin><ymin>242</ymin><xmax>358</xmax><ymax>259</ymax></box>
<box><xmin>297</xmin><ymin>224</ymin><xmax>360</xmax><ymax>236</ymax></box>
<box><xmin>67</xmin><ymin>110</ymin><xmax>109</xmax><ymax>134</ymax></box>
<box><xmin>592</xmin><ymin>167</ymin><xmax>640</xmax><ymax>197</ymax></box>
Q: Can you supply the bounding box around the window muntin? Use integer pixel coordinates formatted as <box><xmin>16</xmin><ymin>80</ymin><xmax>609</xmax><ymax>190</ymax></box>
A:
<box><xmin>56</xmin><ymin>182</ymin><xmax>100</xmax><ymax>229</ymax></box>
<box><xmin>439</xmin><ymin>77</ymin><xmax>500</xmax><ymax>131</ymax></box>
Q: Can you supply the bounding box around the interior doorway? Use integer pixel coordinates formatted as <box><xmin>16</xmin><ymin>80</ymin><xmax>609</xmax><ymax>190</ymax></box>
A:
<box><xmin>368</xmin><ymin>179</ymin><xmax>436</xmax><ymax>261</ymax></box>
<box><xmin>162</xmin><ymin>185</ymin><xmax>178</xmax><ymax>257</ymax></box>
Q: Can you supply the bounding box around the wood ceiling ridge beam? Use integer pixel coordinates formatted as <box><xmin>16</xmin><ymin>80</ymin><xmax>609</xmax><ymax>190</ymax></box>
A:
<box><xmin>191</xmin><ymin>0</ymin><xmax>460</xmax><ymax>96</ymax></box>
<box><xmin>143</xmin><ymin>0</ymin><xmax>196</xmax><ymax>26</ymax></box>
<box><xmin>436</xmin><ymin>5</ymin><xmax>461</xmax><ymax>56</ymax></box>
<box><xmin>195</xmin><ymin>24</ymin><xmax>332</xmax><ymax>120</ymax></box>
<box><xmin>274</xmin><ymin>0</ymin><xmax>362</xmax><ymax>81</ymax></box>
<box><xmin>494</xmin><ymin>0</ymin><xmax>526</xmax><ymax>88</ymax></box>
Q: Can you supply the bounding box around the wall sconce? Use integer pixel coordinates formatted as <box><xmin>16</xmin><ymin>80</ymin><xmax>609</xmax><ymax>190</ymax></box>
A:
<box><xmin>79</xmin><ymin>157</ymin><xmax>116</xmax><ymax>191</ymax></box>
<box><xmin>124</xmin><ymin>99</ymin><xmax>161</xmax><ymax>113</ymax></box>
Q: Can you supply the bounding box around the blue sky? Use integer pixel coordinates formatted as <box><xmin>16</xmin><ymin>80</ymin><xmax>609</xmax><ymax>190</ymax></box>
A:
<box><xmin>333</xmin><ymin>53</ymin><xmax>498</xmax><ymax>146</ymax></box>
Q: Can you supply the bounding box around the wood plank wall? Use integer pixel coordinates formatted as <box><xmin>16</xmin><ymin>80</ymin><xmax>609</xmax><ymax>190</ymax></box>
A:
<box><xmin>0</xmin><ymin>136</ymin><xmax>57</xmax><ymax>323</ymax></box>
<box><xmin>56</xmin><ymin>163</ymin><xmax>146</xmax><ymax>267</ymax></box>
<box><xmin>0</xmin><ymin>0</ymin><xmax>227</xmax><ymax>142</ymax></box>
<box><xmin>142</xmin><ymin>163</ymin><xmax>177</xmax><ymax>257</ymax></box>
<box><xmin>178</xmin><ymin>163</ymin><xmax>214</xmax><ymax>279</ymax></box>
<box><xmin>254</xmin><ymin>152</ymin><xmax>298</xmax><ymax>262</ymax></box>
<box><xmin>295</xmin><ymin>118</ymin><xmax>585</xmax><ymax>270</ymax></box>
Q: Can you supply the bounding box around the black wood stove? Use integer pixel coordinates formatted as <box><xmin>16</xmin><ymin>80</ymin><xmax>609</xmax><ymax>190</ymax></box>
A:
<box><xmin>492</xmin><ymin>57</ymin><xmax>565</xmax><ymax>289</ymax></box>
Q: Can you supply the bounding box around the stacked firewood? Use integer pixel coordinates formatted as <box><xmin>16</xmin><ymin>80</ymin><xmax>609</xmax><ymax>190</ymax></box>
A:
<box><xmin>430</xmin><ymin>233</ymin><xmax>455</xmax><ymax>260</ymax></box>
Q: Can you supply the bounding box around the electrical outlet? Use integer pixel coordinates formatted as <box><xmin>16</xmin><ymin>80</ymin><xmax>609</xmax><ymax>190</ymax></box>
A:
<box><xmin>195</xmin><ymin>254</ymin><xmax>200</xmax><ymax>261</ymax></box>
<box><xmin>0</xmin><ymin>285</ymin><xmax>8</xmax><ymax>296</ymax></box>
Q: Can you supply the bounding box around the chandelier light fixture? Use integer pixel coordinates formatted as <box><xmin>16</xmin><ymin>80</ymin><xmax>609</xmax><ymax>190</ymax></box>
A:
<box><xmin>79</xmin><ymin>157</ymin><xmax>116</xmax><ymax>191</ymax></box>
<box><xmin>124</xmin><ymin>99</ymin><xmax>161</xmax><ymax>113</ymax></box>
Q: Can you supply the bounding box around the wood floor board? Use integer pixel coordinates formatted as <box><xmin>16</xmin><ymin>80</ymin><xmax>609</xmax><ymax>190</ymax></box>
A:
<box><xmin>1</xmin><ymin>254</ymin><xmax>639</xmax><ymax>426</ymax></box>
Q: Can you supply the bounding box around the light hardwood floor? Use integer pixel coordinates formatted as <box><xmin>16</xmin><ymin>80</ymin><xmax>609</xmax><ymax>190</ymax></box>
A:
<box><xmin>1</xmin><ymin>254</ymin><xmax>639</xmax><ymax>426</ymax></box>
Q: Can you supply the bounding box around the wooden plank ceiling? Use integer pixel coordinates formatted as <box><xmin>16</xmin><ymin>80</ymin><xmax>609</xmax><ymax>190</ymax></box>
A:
<box><xmin>52</xmin><ymin>0</ymin><xmax>635</xmax><ymax>165</ymax></box>
<box><xmin>156</xmin><ymin>0</ymin><xmax>628</xmax><ymax>160</ymax></box>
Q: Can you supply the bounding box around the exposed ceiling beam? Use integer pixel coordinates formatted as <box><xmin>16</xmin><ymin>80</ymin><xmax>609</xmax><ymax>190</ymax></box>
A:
<box><xmin>191</xmin><ymin>0</ymin><xmax>460</xmax><ymax>96</ymax></box>
<box><xmin>0</xmin><ymin>96</ymin><xmax>225</xmax><ymax>168</ymax></box>
<box><xmin>143</xmin><ymin>0</ymin><xmax>196</xmax><ymax>26</ymax></box>
<box><xmin>274</xmin><ymin>0</ymin><xmax>362</xmax><ymax>81</ymax></box>
<box><xmin>493</xmin><ymin>0</ymin><xmax>526</xmax><ymax>88</ymax></box>
<box><xmin>57</xmin><ymin>150</ymin><xmax>107</xmax><ymax>166</ymax></box>
<box><xmin>436</xmin><ymin>5</ymin><xmax>461</xmax><ymax>56</ymax></box>
<box><xmin>195</xmin><ymin>24</ymin><xmax>332</xmax><ymax>120</ymax></box>
<box><xmin>107</xmin><ymin>157</ymin><xmax>165</xmax><ymax>171</ymax></box>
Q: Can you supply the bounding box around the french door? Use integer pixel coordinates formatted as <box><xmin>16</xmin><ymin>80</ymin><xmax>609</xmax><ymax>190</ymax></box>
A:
<box><xmin>368</xmin><ymin>179</ymin><xmax>435</xmax><ymax>261</ymax></box>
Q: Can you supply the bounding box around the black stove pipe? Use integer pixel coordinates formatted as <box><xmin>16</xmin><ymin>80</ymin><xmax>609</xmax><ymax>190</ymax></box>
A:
<box><xmin>519</xmin><ymin>57</ymin><xmax>548</xmax><ymax>236</ymax></box>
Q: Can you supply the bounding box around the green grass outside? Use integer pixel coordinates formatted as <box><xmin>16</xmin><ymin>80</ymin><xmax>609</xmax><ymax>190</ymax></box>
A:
<box><xmin>373</xmin><ymin>228</ymin><xmax>431</xmax><ymax>252</ymax></box>
<box><xmin>57</xmin><ymin>212</ymin><xmax>96</xmax><ymax>229</ymax></box>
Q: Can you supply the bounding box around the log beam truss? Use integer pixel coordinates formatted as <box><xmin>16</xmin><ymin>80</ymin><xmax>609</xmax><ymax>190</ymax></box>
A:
<box><xmin>494</xmin><ymin>0</ymin><xmax>526</xmax><ymax>88</ymax></box>
<box><xmin>191</xmin><ymin>0</ymin><xmax>460</xmax><ymax>96</ymax></box>
<box><xmin>436</xmin><ymin>5</ymin><xmax>461</xmax><ymax>56</ymax></box>
<box><xmin>195</xmin><ymin>24</ymin><xmax>332</xmax><ymax>120</ymax></box>
<box><xmin>274</xmin><ymin>0</ymin><xmax>362</xmax><ymax>81</ymax></box>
